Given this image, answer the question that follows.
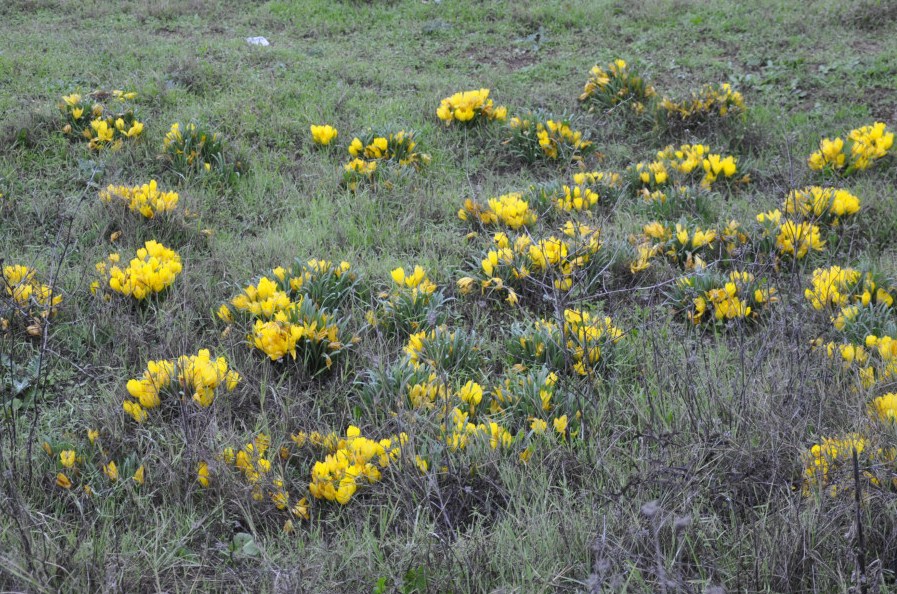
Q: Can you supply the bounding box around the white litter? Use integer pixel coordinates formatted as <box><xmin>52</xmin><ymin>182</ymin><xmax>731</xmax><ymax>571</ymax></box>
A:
<box><xmin>246</xmin><ymin>37</ymin><xmax>270</xmax><ymax>47</ymax></box>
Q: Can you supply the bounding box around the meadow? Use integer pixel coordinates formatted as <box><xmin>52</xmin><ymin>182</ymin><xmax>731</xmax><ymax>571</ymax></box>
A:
<box><xmin>2</xmin><ymin>0</ymin><xmax>897</xmax><ymax>592</ymax></box>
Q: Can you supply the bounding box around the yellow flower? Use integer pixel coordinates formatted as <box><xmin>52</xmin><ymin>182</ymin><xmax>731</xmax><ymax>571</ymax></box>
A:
<box><xmin>776</xmin><ymin>220</ymin><xmax>825</xmax><ymax>259</ymax></box>
<box><xmin>291</xmin><ymin>497</ymin><xmax>310</xmax><ymax>519</ymax></box>
<box><xmin>437</xmin><ymin>89</ymin><xmax>506</xmax><ymax>125</ymax></box>
<box><xmin>197</xmin><ymin>461</ymin><xmax>211</xmax><ymax>487</ymax></box>
<box><xmin>457</xmin><ymin>276</ymin><xmax>476</xmax><ymax>295</ymax></box>
<box><xmin>311</xmin><ymin>124</ymin><xmax>338</xmax><ymax>146</ymax></box>
<box><xmin>62</xmin><ymin>93</ymin><xmax>81</xmax><ymax>107</ymax></box>
<box><xmin>458</xmin><ymin>381</ymin><xmax>483</xmax><ymax>407</ymax></box>
<box><xmin>97</xmin><ymin>240</ymin><xmax>182</xmax><ymax>300</ymax></box>
<box><xmin>60</xmin><ymin>450</ymin><xmax>75</xmax><ymax>469</ymax></box>
<box><xmin>530</xmin><ymin>418</ymin><xmax>548</xmax><ymax>434</ymax></box>
<box><xmin>56</xmin><ymin>473</ymin><xmax>72</xmax><ymax>489</ymax></box>
<box><xmin>103</xmin><ymin>461</ymin><xmax>119</xmax><ymax>482</ymax></box>
<box><xmin>125</xmin><ymin>121</ymin><xmax>144</xmax><ymax>138</ymax></box>
<box><xmin>133</xmin><ymin>465</ymin><xmax>145</xmax><ymax>486</ymax></box>
<box><xmin>871</xmin><ymin>393</ymin><xmax>897</xmax><ymax>422</ymax></box>
<box><xmin>553</xmin><ymin>415</ymin><xmax>568</xmax><ymax>435</ymax></box>
<box><xmin>505</xmin><ymin>288</ymin><xmax>519</xmax><ymax>306</ymax></box>
<box><xmin>87</xmin><ymin>429</ymin><xmax>99</xmax><ymax>444</ymax></box>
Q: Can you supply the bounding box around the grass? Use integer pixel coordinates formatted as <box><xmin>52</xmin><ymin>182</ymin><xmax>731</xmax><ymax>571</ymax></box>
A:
<box><xmin>3</xmin><ymin>0</ymin><xmax>897</xmax><ymax>592</ymax></box>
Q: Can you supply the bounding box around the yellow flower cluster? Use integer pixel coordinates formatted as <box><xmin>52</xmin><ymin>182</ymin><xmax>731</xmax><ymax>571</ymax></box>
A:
<box><xmin>809</xmin><ymin>122</ymin><xmax>893</xmax><ymax>173</ymax></box>
<box><xmin>343</xmin><ymin>130</ymin><xmax>429</xmax><ymax>190</ymax></box>
<box><xmin>2</xmin><ymin>265</ymin><xmax>63</xmax><ymax>329</ymax></box>
<box><xmin>310</xmin><ymin>124</ymin><xmax>338</xmax><ymax>146</ymax></box>
<box><xmin>701</xmin><ymin>154</ymin><xmax>738</xmax><ymax>188</ymax></box>
<box><xmin>659</xmin><ymin>83</ymin><xmax>745</xmax><ymax>123</ymax></box>
<box><xmin>633</xmin><ymin>160</ymin><xmax>669</xmax><ymax>188</ymax></box>
<box><xmin>441</xmin><ymin>407</ymin><xmax>514</xmax><ymax>452</ymax></box>
<box><xmin>465</xmin><ymin>224</ymin><xmax>602</xmax><ymax>301</ymax></box>
<box><xmin>490</xmin><ymin>368</ymin><xmax>557</xmax><ymax>414</ymax></box>
<box><xmin>369</xmin><ymin>265</ymin><xmax>445</xmax><ymax>334</ymax></box>
<box><xmin>754</xmin><ymin>209</ymin><xmax>826</xmax><ymax>261</ymax></box>
<box><xmin>802</xmin><ymin>434</ymin><xmax>867</xmax><ymax>496</ymax></box>
<box><xmin>629</xmin><ymin>221</ymin><xmax>718</xmax><ymax>273</ymax></box>
<box><xmin>578</xmin><ymin>59</ymin><xmax>656</xmax><ymax>115</ymax></box>
<box><xmin>458</xmin><ymin>193</ymin><xmax>537</xmax><ymax>229</ymax></box>
<box><xmin>274</xmin><ymin>259</ymin><xmax>356</xmax><ymax>309</ymax></box>
<box><xmin>814</xmin><ymin>333</ymin><xmax>897</xmax><ymax>393</ymax></box>
<box><xmin>535</xmin><ymin>120</ymin><xmax>591</xmax><ymax>160</ymax></box>
<box><xmin>436</xmin><ymin>89</ymin><xmax>507</xmax><ymax>125</ymax></box>
<box><xmin>633</xmin><ymin>145</ymin><xmax>739</xmax><ymax>191</ymax></box>
<box><xmin>511</xmin><ymin>310</ymin><xmax>624</xmax><ymax>376</ymax></box>
<box><xmin>656</xmin><ymin>144</ymin><xmax>710</xmax><ymax>175</ymax></box>
<box><xmin>804</xmin><ymin>266</ymin><xmax>893</xmax><ymax>313</ymax></box>
<box><xmin>487</xmin><ymin>367</ymin><xmax>579</xmax><ymax>447</ymax></box>
<box><xmin>577</xmin><ymin>62</ymin><xmax>745</xmax><ymax>132</ymax></box>
<box><xmin>99</xmin><ymin>180</ymin><xmax>179</xmax><ymax>219</ymax></box>
<box><xmin>221</xmin><ymin>433</ymin><xmax>307</xmax><ymax>519</ymax></box>
<box><xmin>93</xmin><ymin>240</ymin><xmax>183</xmax><ymax>300</ymax></box>
<box><xmin>308</xmin><ymin>426</ymin><xmax>405</xmax><ymax>504</ymax></box>
<box><xmin>406</xmin><ymin>371</ymin><xmax>449</xmax><ymax>409</ymax></box>
<box><xmin>563</xmin><ymin>309</ymin><xmax>624</xmax><ymax>376</ymax></box>
<box><xmin>783</xmin><ymin>186</ymin><xmax>860</xmax><ymax>225</ymax></box>
<box><xmin>229</xmin><ymin>276</ymin><xmax>292</xmax><ymax>318</ymax></box>
<box><xmin>220</xmin><ymin>261</ymin><xmax>357</xmax><ymax>370</ymax></box>
<box><xmin>60</xmin><ymin>91</ymin><xmax>143</xmax><ymax>150</ymax></box>
<box><xmin>391</xmin><ymin>265</ymin><xmax>436</xmax><ymax>297</ymax></box>
<box><xmin>225</xmin><ymin>434</ymin><xmax>272</xmax><ymax>486</ymax></box>
<box><xmin>774</xmin><ymin>219</ymin><xmax>825</xmax><ymax>260</ymax></box>
<box><xmin>402</xmin><ymin>325</ymin><xmax>479</xmax><ymax>374</ymax></box>
<box><xmin>162</xmin><ymin>122</ymin><xmax>238</xmax><ymax>177</ymax></box>
<box><xmin>506</xmin><ymin>114</ymin><xmax>593</xmax><ymax>163</ymax></box>
<box><xmin>676</xmin><ymin>271</ymin><xmax>777</xmax><ymax>326</ymax></box>
<box><xmin>859</xmin><ymin>334</ymin><xmax>897</xmax><ymax>387</ymax></box>
<box><xmin>532</xmin><ymin>170</ymin><xmax>621</xmax><ymax>212</ymax></box>
<box><xmin>871</xmin><ymin>393</ymin><xmax>897</xmax><ymax>422</ymax></box>
<box><xmin>48</xmin><ymin>429</ymin><xmax>122</xmax><ymax>492</ymax></box>
<box><xmin>122</xmin><ymin>349</ymin><xmax>241</xmax><ymax>422</ymax></box>
<box><xmin>348</xmin><ymin>130</ymin><xmax>429</xmax><ymax>166</ymax></box>
<box><xmin>249</xmin><ymin>299</ymin><xmax>351</xmax><ymax>370</ymax></box>
<box><xmin>342</xmin><ymin>158</ymin><xmax>378</xmax><ymax>191</ymax></box>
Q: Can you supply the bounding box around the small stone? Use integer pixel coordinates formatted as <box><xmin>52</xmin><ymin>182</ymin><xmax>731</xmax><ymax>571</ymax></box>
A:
<box><xmin>246</xmin><ymin>37</ymin><xmax>270</xmax><ymax>47</ymax></box>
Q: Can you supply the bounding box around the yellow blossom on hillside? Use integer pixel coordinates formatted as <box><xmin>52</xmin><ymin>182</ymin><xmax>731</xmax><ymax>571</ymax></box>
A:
<box><xmin>95</xmin><ymin>240</ymin><xmax>182</xmax><ymax>300</ymax></box>
<box><xmin>802</xmin><ymin>434</ymin><xmax>866</xmax><ymax>495</ymax></box>
<box><xmin>310</xmin><ymin>124</ymin><xmax>338</xmax><ymax>146</ymax></box>
<box><xmin>459</xmin><ymin>193</ymin><xmax>536</xmax><ymax>230</ymax></box>
<box><xmin>776</xmin><ymin>220</ymin><xmax>825</xmax><ymax>259</ymax></box>
<box><xmin>123</xmin><ymin>350</ymin><xmax>241</xmax><ymax>422</ymax></box>
<box><xmin>809</xmin><ymin>122</ymin><xmax>893</xmax><ymax>173</ymax></box>
<box><xmin>308</xmin><ymin>426</ymin><xmax>404</xmax><ymax>505</ymax></box>
<box><xmin>56</xmin><ymin>473</ymin><xmax>72</xmax><ymax>489</ymax></box>
<box><xmin>103</xmin><ymin>461</ymin><xmax>119</xmax><ymax>482</ymax></box>
<box><xmin>783</xmin><ymin>186</ymin><xmax>859</xmax><ymax>225</ymax></box>
<box><xmin>871</xmin><ymin>393</ymin><xmax>897</xmax><ymax>422</ymax></box>
<box><xmin>197</xmin><ymin>461</ymin><xmax>211</xmax><ymax>487</ymax></box>
<box><xmin>99</xmin><ymin>180</ymin><xmax>179</xmax><ymax>219</ymax></box>
<box><xmin>436</xmin><ymin>89</ymin><xmax>507</xmax><ymax>125</ymax></box>
<box><xmin>701</xmin><ymin>154</ymin><xmax>737</xmax><ymax>188</ymax></box>
<box><xmin>60</xmin><ymin>450</ymin><xmax>75</xmax><ymax>469</ymax></box>
<box><xmin>2</xmin><ymin>264</ymin><xmax>63</xmax><ymax>323</ymax></box>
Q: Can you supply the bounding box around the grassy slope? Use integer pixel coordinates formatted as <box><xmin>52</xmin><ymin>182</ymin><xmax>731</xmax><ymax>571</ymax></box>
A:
<box><xmin>2</xmin><ymin>0</ymin><xmax>897</xmax><ymax>592</ymax></box>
